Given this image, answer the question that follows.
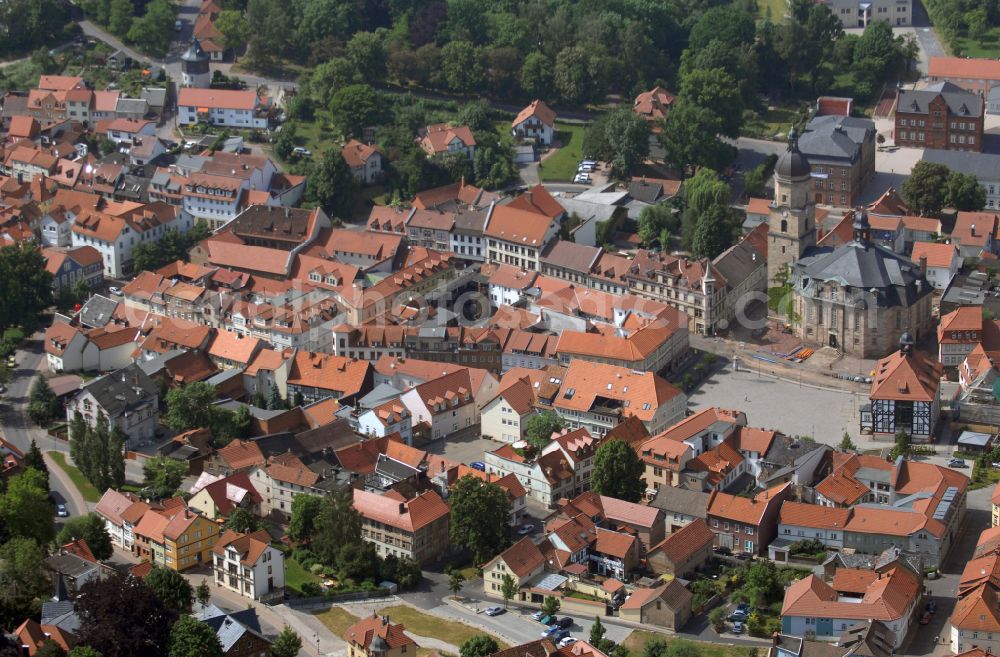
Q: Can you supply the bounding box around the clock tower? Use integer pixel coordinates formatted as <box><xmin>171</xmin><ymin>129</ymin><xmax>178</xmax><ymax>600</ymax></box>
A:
<box><xmin>767</xmin><ymin>127</ymin><xmax>817</xmax><ymax>284</ymax></box>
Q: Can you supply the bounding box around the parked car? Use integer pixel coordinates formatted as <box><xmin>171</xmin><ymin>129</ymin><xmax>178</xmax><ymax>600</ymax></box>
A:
<box><xmin>517</xmin><ymin>523</ymin><xmax>534</xmax><ymax>536</ymax></box>
<box><xmin>532</xmin><ymin>611</ymin><xmax>546</xmax><ymax>621</ymax></box>
<box><xmin>292</xmin><ymin>147</ymin><xmax>312</xmax><ymax>158</ymax></box>
<box><xmin>539</xmin><ymin>615</ymin><xmax>555</xmax><ymax>625</ymax></box>
<box><xmin>578</xmin><ymin>163</ymin><xmax>594</xmax><ymax>173</ymax></box>
<box><xmin>557</xmin><ymin>618</ymin><xmax>573</xmax><ymax>629</ymax></box>
<box><xmin>56</xmin><ymin>504</ymin><xmax>69</xmax><ymax>518</ymax></box>
<box><xmin>484</xmin><ymin>607</ymin><xmax>504</xmax><ymax>617</ymax></box>
<box><xmin>108</xmin><ymin>286</ymin><xmax>122</xmax><ymax>296</ymax></box>
<box><xmin>948</xmin><ymin>458</ymin><xmax>966</xmax><ymax>468</ymax></box>
<box><xmin>559</xmin><ymin>638</ymin><xmax>577</xmax><ymax>648</ymax></box>
<box><xmin>470</xmin><ymin>461</ymin><xmax>486</xmax><ymax>471</ymax></box>
<box><xmin>732</xmin><ymin>621</ymin><xmax>744</xmax><ymax>634</ymax></box>
<box><xmin>573</xmin><ymin>173</ymin><xmax>591</xmax><ymax>184</ymax></box>
<box><xmin>925</xmin><ymin>600</ymin><xmax>937</xmax><ymax>614</ymax></box>
<box><xmin>550</xmin><ymin>630</ymin><xmax>570</xmax><ymax>642</ymax></box>
<box><xmin>174</xmin><ymin>19</ymin><xmax>183</xmax><ymax>31</ymax></box>
<box><xmin>728</xmin><ymin>604</ymin><xmax>750</xmax><ymax>622</ymax></box>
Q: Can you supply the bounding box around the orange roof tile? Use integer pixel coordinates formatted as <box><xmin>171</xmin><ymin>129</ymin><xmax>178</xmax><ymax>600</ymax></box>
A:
<box><xmin>346</xmin><ymin>612</ymin><xmax>417</xmax><ymax>650</ymax></box>
<box><xmin>649</xmin><ymin>517</ymin><xmax>714</xmax><ymax>565</ymax></box>
<box><xmin>216</xmin><ymin>439</ymin><xmax>265</xmax><ymax>471</ymax></box>
<box><xmin>780</xmin><ymin>501</ymin><xmax>852</xmax><ymax>529</ymax></box>
<box><xmin>506</xmin><ymin>185</ymin><xmax>565</xmax><ymax>219</ymax></box>
<box><xmin>929</xmin><ymin>56</ymin><xmax>1000</xmax><ymax>82</ymax></box>
<box><xmin>352</xmin><ymin>488</ymin><xmax>449</xmax><ymax>532</ymax></box>
<box><xmin>911</xmin><ymin>241</ymin><xmax>957</xmax><ymax>269</ymax></box>
<box><xmin>513</xmin><ymin>99</ymin><xmax>557</xmax><ymax>128</ymax></box>
<box><xmin>869</xmin><ymin>349</ymin><xmax>941</xmax><ymax>402</ymax></box>
<box><xmin>708</xmin><ymin>482</ymin><xmax>790</xmax><ymax>525</ymax></box>
<box><xmin>488</xmin><ymin>536</ymin><xmax>545</xmax><ymax>578</ymax></box>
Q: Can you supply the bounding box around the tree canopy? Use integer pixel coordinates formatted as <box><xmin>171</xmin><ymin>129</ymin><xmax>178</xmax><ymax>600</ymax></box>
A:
<box><xmin>55</xmin><ymin>514</ymin><xmax>114</xmax><ymax>561</ymax></box>
<box><xmin>142</xmin><ymin>456</ymin><xmax>188</xmax><ymax>500</ymax></box>
<box><xmin>448</xmin><ymin>476</ymin><xmax>511</xmax><ymax>565</ymax></box>
<box><xmin>590</xmin><ymin>439</ymin><xmax>645</xmax><ymax>503</ymax></box>
<box><xmin>76</xmin><ymin>572</ymin><xmax>177</xmax><ymax>657</ymax></box>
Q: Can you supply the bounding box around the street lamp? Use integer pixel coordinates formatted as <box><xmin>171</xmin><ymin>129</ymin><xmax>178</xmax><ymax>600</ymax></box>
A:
<box><xmin>315</xmin><ymin>633</ymin><xmax>320</xmax><ymax>657</ymax></box>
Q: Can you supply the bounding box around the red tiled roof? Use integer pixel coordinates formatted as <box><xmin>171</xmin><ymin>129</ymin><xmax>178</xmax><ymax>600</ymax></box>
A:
<box><xmin>929</xmin><ymin>56</ymin><xmax>1000</xmax><ymax>82</ymax></box>
<box><xmin>649</xmin><ymin>517</ymin><xmax>714</xmax><ymax>565</ymax></box>
<box><xmin>353</xmin><ymin>488</ymin><xmax>450</xmax><ymax>532</ymax></box>
<box><xmin>513</xmin><ymin>100</ymin><xmax>557</xmax><ymax>128</ymax></box>
<box><xmin>346</xmin><ymin>612</ymin><xmax>417</xmax><ymax>650</ymax></box>
<box><xmin>869</xmin><ymin>349</ymin><xmax>941</xmax><ymax>402</ymax></box>
<box><xmin>488</xmin><ymin>536</ymin><xmax>545</xmax><ymax>578</ymax></box>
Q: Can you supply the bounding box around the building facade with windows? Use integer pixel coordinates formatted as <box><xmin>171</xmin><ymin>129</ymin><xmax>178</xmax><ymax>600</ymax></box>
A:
<box><xmin>211</xmin><ymin>529</ymin><xmax>285</xmax><ymax>601</ymax></box>
<box><xmin>894</xmin><ymin>82</ymin><xmax>984</xmax><ymax>152</ymax></box>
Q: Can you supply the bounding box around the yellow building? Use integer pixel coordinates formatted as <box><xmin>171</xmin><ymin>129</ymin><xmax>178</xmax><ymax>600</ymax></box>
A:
<box><xmin>481</xmin><ymin>537</ymin><xmax>546</xmax><ymax>601</ymax></box>
<box><xmin>345</xmin><ymin>612</ymin><xmax>417</xmax><ymax>657</ymax></box>
<box><xmin>133</xmin><ymin>500</ymin><xmax>221</xmax><ymax>571</ymax></box>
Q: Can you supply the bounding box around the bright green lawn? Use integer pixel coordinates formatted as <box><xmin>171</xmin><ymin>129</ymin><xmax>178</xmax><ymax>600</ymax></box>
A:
<box><xmin>756</xmin><ymin>0</ymin><xmax>787</xmax><ymax>20</ymax></box>
<box><xmin>539</xmin><ymin>123</ymin><xmax>586</xmax><ymax>182</ymax></box>
<box><xmin>284</xmin><ymin>556</ymin><xmax>323</xmax><ymax>595</ymax></box>
<box><xmin>954</xmin><ymin>29</ymin><xmax>1000</xmax><ymax>58</ymax></box>
<box><xmin>622</xmin><ymin>633</ymin><xmax>752</xmax><ymax>657</ymax></box>
<box><xmin>47</xmin><ymin>451</ymin><xmax>101</xmax><ymax>503</ymax></box>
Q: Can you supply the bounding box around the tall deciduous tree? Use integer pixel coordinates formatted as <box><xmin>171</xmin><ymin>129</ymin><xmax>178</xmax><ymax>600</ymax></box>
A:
<box><xmin>327</xmin><ymin>84</ymin><xmax>385</xmax><ymax>139</ymax></box>
<box><xmin>288</xmin><ymin>494</ymin><xmax>324</xmax><ymax>542</ymax></box>
<box><xmin>23</xmin><ymin>440</ymin><xmax>48</xmax><ymax>489</ymax></box>
<box><xmin>126</xmin><ymin>0</ymin><xmax>176</xmax><ymax>57</ymax></box>
<box><xmin>305</xmin><ymin>149</ymin><xmax>357</xmax><ymax>219</ymax></box>
<box><xmin>0</xmin><ymin>537</ymin><xmax>50</xmax><ymax>629</ymax></box>
<box><xmin>692</xmin><ymin>204</ymin><xmax>736</xmax><ymax>259</ymax></box>
<box><xmin>659</xmin><ymin>101</ymin><xmax>732</xmax><ymax>173</ymax></box>
<box><xmin>679</xmin><ymin>68</ymin><xmax>744</xmax><ymax>139</ymax></box>
<box><xmin>164</xmin><ymin>382</ymin><xmax>218</xmax><ymax>432</ymax></box>
<box><xmin>144</xmin><ymin>567</ymin><xmax>194</xmax><ymax>614</ymax></box>
<box><xmin>142</xmin><ymin>456</ymin><xmax>188</xmax><ymax>500</ymax></box>
<box><xmin>523</xmin><ymin>411</ymin><xmax>564</xmax><ymax>449</ymax></box>
<box><xmin>28</xmin><ymin>376</ymin><xmax>60</xmax><ymax>425</ymax></box>
<box><xmin>944</xmin><ymin>172</ymin><xmax>987</xmax><ymax>212</ymax></box>
<box><xmin>448</xmin><ymin>476</ymin><xmax>511</xmax><ymax>565</ymax></box>
<box><xmin>224</xmin><ymin>507</ymin><xmax>260</xmax><ymax>533</ymax></box>
<box><xmin>583</xmin><ymin>108</ymin><xmax>650</xmax><ymax>180</ymax></box>
<box><xmin>271</xmin><ymin>627</ymin><xmax>302</xmax><ymax>657</ymax></box>
<box><xmin>590</xmin><ymin>439</ymin><xmax>645</xmax><ymax>503</ymax></box>
<box><xmin>311</xmin><ymin>490</ymin><xmax>362</xmax><ymax>564</ymax></box>
<box><xmin>460</xmin><ymin>636</ymin><xmax>499</xmax><ymax>657</ymax></box>
<box><xmin>0</xmin><ymin>242</ymin><xmax>53</xmax><ymax>336</ymax></box>
<box><xmin>902</xmin><ymin>161</ymin><xmax>950</xmax><ymax>216</ymax></box>
<box><xmin>0</xmin><ymin>468</ymin><xmax>54</xmax><ymax>545</ymax></box>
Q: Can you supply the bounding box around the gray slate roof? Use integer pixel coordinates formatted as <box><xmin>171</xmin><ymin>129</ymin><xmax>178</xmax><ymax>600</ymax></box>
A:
<box><xmin>798</xmin><ymin>115</ymin><xmax>874</xmax><ymax>164</ymax></box>
<box><xmin>713</xmin><ymin>239</ymin><xmax>764</xmax><ymax>290</ymax></box>
<box><xmin>115</xmin><ymin>97</ymin><xmax>148</xmax><ymax>116</ymax></box>
<box><xmin>921</xmin><ymin>148</ymin><xmax>1000</xmax><ymax>181</ymax></box>
<box><xmin>80</xmin><ymin>364</ymin><xmax>158</xmax><ymax>417</ymax></box>
<box><xmin>540</xmin><ymin>239</ymin><xmax>602</xmax><ymax>274</ymax></box>
<box><xmin>141</xmin><ymin>87</ymin><xmax>167</xmax><ymax>109</ymax></box>
<box><xmin>357</xmin><ymin>383</ymin><xmax>403</xmax><ymax>409</ymax></box>
<box><xmin>79</xmin><ymin>294</ymin><xmax>119</xmax><ymax>328</ymax></box>
<box><xmin>197</xmin><ymin>604</ymin><xmax>267</xmax><ymax>653</ymax></box>
<box><xmin>793</xmin><ymin>239</ymin><xmax>932</xmax><ymax>309</ymax></box>
<box><xmin>647</xmin><ymin>486</ymin><xmax>710</xmax><ymax>519</ymax></box>
<box><xmin>41</xmin><ymin>601</ymin><xmax>80</xmax><ymax>634</ymax></box>
<box><xmin>897</xmin><ymin>81</ymin><xmax>982</xmax><ymax>117</ymax></box>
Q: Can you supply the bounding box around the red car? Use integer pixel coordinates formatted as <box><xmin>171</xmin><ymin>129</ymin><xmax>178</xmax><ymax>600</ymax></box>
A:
<box><xmin>919</xmin><ymin>611</ymin><xmax>932</xmax><ymax>625</ymax></box>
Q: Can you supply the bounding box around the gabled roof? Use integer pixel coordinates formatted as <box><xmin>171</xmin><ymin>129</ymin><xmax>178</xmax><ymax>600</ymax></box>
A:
<box><xmin>869</xmin><ymin>348</ymin><xmax>941</xmax><ymax>402</ymax></box>
<box><xmin>216</xmin><ymin>439</ymin><xmax>265</xmax><ymax>471</ymax></box>
<box><xmin>485</xmin><ymin>204</ymin><xmax>555</xmax><ymax>247</ymax></box>
<box><xmin>952</xmin><ymin>581</ymin><xmax>1000</xmax><ymax>631</ymax></box>
<box><xmin>782</xmin><ymin>567</ymin><xmax>919</xmax><ymax>622</ymax></box>
<box><xmin>487</xmin><ymin>536</ymin><xmax>545</xmax><ymax>578</ymax></box>
<box><xmin>929</xmin><ymin>56</ymin><xmax>1000</xmax><ymax>82</ymax></box>
<box><xmin>352</xmin><ymin>488</ymin><xmax>449</xmax><ymax>532</ymax></box>
<box><xmin>707</xmin><ymin>482</ymin><xmax>790</xmax><ymax>525</ymax></box>
<box><xmin>211</xmin><ymin>528</ymin><xmax>273</xmax><ymax>566</ymax></box>
<box><xmin>506</xmin><ymin>185</ymin><xmax>565</xmax><ymax>220</ymax></box>
<box><xmin>649</xmin><ymin>517</ymin><xmax>714</xmax><ymax>565</ymax></box>
<box><xmin>780</xmin><ymin>501</ymin><xmax>853</xmax><ymax>528</ymax></box>
<box><xmin>514</xmin><ymin>100</ymin><xmax>557</xmax><ymax>128</ymax></box>
<box><xmin>910</xmin><ymin>241</ymin><xmax>957</xmax><ymax>270</ymax></box>
<box><xmin>621</xmin><ymin>579</ymin><xmax>691</xmax><ymax>611</ymax></box>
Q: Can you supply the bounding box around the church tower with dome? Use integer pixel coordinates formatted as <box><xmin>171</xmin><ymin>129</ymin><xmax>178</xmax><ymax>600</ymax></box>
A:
<box><xmin>767</xmin><ymin>127</ymin><xmax>817</xmax><ymax>284</ymax></box>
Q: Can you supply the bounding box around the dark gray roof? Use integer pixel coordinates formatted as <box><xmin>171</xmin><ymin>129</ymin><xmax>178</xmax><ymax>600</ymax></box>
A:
<box><xmin>141</xmin><ymin>87</ymin><xmax>167</xmax><ymax>108</ymax></box>
<box><xmin>838</xmin><ymin>621</ymin><xmax>895</xmax><ymax>657</ymax></box>
<box><xmin>453</xmin><ymin>207</ymin><xmax>488</xmax><ymax>235</ymax></box>
<box><xmin>206</xmin><ymin>368</ymin><xmax>244</xmax><ymax>387</ymax></box>
<box><xmin>793</xmin><ymin>239</ymin><xmax>932</xmax><ymax>309</ymax></box>
<box><xmin>137</xmin><ymin>348</ymin><xmax>187</xmax><ymax>376</ymax></box>
<box><xmin>41</xmin><ymin>601</ymin><xmax>80</xmax><ymax>634</ymax></box>
<box><xmin>79</xmin><ymin>364</ymin><xmax>158</xmax><ymax>417</ymax></box>
<box><xmin>115</xmin><ymin>97</ymin><xmax>148</xmax><ymax>116</ymax></box>
<box><xmin>898</xmin><ymin>81</ymin><xmax>982</xmax><ymax>117</ymax></box>
<box><xmin>45</xmin><ymin>553</ymin><xmax>99</xmax><ymax>579</ymax></box>
<box><xmin>647</xmin><ymin>486</ymin><xmax>710</xmax><ymax>518</ymax></box>
<box><xmin>2</xmin><ymin>93</ymin><xmax>28</xmax><ymax>120</ymax></box>
<box><xmin>628</xmin><ymin>180</ymin><xmax>665</xmax><ymax>204</ymax></box>
<box><xmin>181</xmin><ymin>38</ymin><xmax>208</xmax><ymax>62</ymax></box>
<box><xmin>540</xmin><ymin>239</ymin><xmax>602</xmax><ymax>274</ymax></box>
<box><xmin>374</xmin><ymin>453</ymin><xmax>420</xmax><ymax>482</ymax></box>
<box><xmin>357</xmin><ymin>383</ymin><xmax>402</xmax><ymax>409</ymax></box>
<box><xmin>921</xmin><ymin>148</ymin><xmax>1000</xmax><ymax>181</ymax></box>
<box><xmin>197</xmin><ymin>604</ymin><xmax>268</xmax><ymax>653</ymax></box>
<box><xmin>79</xmin><ymin>295</ymin><xmax>119</xmax><ymax>328</ymax></box>
<box><xmin>776</xmin><ymin>128</ymin><xmax>811</xmax><ymax>179</ymax></box>
<box><xmin>798</xmin><ymin>115</ymin><xmax>874</xmax><ymax>164</ymax></box>
<box><xmin>713</xmin><ymin>240</ymin><xmax>763</xmax><ymax>290</ymax></box>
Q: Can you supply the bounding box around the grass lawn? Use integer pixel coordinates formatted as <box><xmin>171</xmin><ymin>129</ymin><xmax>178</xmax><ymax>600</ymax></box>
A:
<box><xmin>314</xmin><ymin>607</ymin><xmax>360</xmax><ymax>638</ymax></box>
<box><xmin>954</xmin><ymin>29</ymin><xmax>1000</xmax><ymax>58</ymax></box>
<box><xmin>284</xmin><ymin>555</ymin><xmax>323</xmax><ymax>596</ymax></box>
<box><xmin>622</xmin><ymin>633</ymin><xmax>751</xmax><ymax>657</ymax></box>
<box><xmin>47</xmin><ymin>451</ymin><xmax>101</xmax><ymax>503</ymax></box>
<box><xmin>377</xmin><ymin>605</ymin><xmax>509</xmax><ymax>649</ymax></box>
<box><xmin>539</xmin><ymin>123</ymin><xmax>586</xmax><ymax>182</ymax></box>
<box><xmin>742</xmin><ymin>106</ymin><xmax>802</xmax><ymax>140</ymax></box>
<box><xmin>756</xmin><ymin>0</ymin><xmax>786</xmax><ymax>20</ymax></box>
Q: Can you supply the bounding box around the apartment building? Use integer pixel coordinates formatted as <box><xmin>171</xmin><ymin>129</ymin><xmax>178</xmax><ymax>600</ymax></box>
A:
<box><xmin>353</xmin><ymin>488</ymin><xmax>451</xmax><ymax>565</ymax></box>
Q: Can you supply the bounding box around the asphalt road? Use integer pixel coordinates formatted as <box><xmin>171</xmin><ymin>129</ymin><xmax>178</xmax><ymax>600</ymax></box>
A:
<box><xmin>1</xmin><ymin>334</ymin><xmax>89</xmax><ymax>519</ymax></box>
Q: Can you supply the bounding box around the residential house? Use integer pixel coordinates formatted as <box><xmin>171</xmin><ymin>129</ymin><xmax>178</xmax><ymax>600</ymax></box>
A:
<box><xmin>647</xmin><ymin>517</ymin><xmax>715</xmax><ymax>578</ymax></box>
<box><xmin>12</xmin><ymin>619</ymin><xmax>77</xmax><ymax>656</ymax></box>
<box><xmin>43</xmin><ymin>246</ymin><xmax>104</xmax><ymax>292</ymax></box>
<box><xmin>619</xmin><ymin>580</ymin><xmax>692</xmax><ymax>631</ymax></box>
<box><xmin>106</xmin><ymin>118</ymin><xmax>156</xmax><ymax>144</ymax></box>
<box><xmin>512</xmin><ymin>100</ymin><xmax>556</xmax><ymax>145</ymax></box>
<box><xmin>95</xmin><ymin>489</ymin><xmax>149</xmax><ymax>550</ymax></box>
<box><xmin>64</xmin><ymin>364</ymin><xmax>159</xmax><ymax>448</ymax></box>
<box><xmin>633</xmin><ymin>86</ymin><xmax>675</xmax><ymax>125</ymax></box>
<box><xmin>706</xmin><ymin>482</ymin><xmax>791</xmax><ymax>555</ymax></box>
<box><xmin>649</xmin><ymin>487</ymin><xmax>711</xmax><ymax>534</ymax></box>
<box><xmin>400</xmin><ymin>369</ymin><xmax>478</xmax><ymax>440</ymax></box>
<box><xmin>345</xmin><ymin>612</ymin><xmax>418</xmax><ymax>657</ymax></box>
<box><xmin>187</xmin><ymin>472</ymin><xmax>262</xmax><ymax>520</ymax></box>
<box><xmin>419</xmin><ymin>123</ymin><xmax>476</xmax><ymax>159</ymax></box>
<box><xmin>485</xmin><ymin>203</ymin><xmax>560</xmax><ymax>271</ymax></box>
<box><xmin>211</xmin><ymin>529</ymin><xmax>284</xmax><ymax>601</ymax></box>
<box><xmin>204</xmin><ymin>439</ymin><xmax>266</xmax><ymax>476</ymax></box>
<box><xmin>132</xmin><ymin>501</ymin><xmax>221</xmax><ymax>571</ymax></box>
<box><xmin>358</xmin><ymin>400</ymin><xmax>413</xmax><ymax>443</ymax></box>
<box><xmin>480</xmin><ymin>377</ymin><xmax>536</xmax><ymax>443</ymax></box>
<box><xmin>196</xmin><ymin>605</ymin><xmax>273</xmax><ymax>657</ymax></box>
<box><xmin>859</xmin><ymin>339</ymin><xmax>941</xmax><ymax>442</ymax></box>
<box><xmin>552</xmin><ymin>360</ymin><xmax>687</xmax><ymax>438</ymax></box>
<box><xmin>177</xmin><ymin>88</ymin><xmax>270</xmax><ymax>129</ymax></box>
<box><xmin>894</xmin><ymin>82</ymin><xmax>984</xmax><ymax>152</ymax></box>
<box><xmin>285</xmin><ymin>351</ymin><xmax>373</xmax><ymax>405</ymax></box>
<box><xmin>482</xmin><ymin>537</ymin><xmax>546</xmax><ymax>601</ymax></box>
<box><xmin>353</xmin><ymin>488</ymin><xmax>451</xmax><ymax>564</ymax></box>
<box><xmin>910</xmin><ymin>242</ymin><xmax>960</xmax><ymax>290</ymax></box>
<box><xmin>343</xmin><ymin>139</ymin><xmax>383</xmax><ymax>184</ymax></box>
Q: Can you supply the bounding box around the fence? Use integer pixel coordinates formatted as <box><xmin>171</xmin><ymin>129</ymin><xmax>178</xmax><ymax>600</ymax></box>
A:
<box><xmin>283</xmin><ymin>588</ymin><xmax>395</xmax><ymax>611</ymax></box>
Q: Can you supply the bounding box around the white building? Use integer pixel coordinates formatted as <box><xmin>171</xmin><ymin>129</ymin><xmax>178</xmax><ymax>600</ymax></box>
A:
<box><xmin>106</xmin><ymin>118</ymin><xmax>156</xmax><ymax>144</ymax></box>
<box><xmin>95</xmin><ymin>489</ymin><xmax>147</xmax><ymax>551</ymax></box>
<box><xmin>177</xmin><ymin>88</ymin><xmax>269</xmax><ymax>129</ymax></box>
<box><xmin>818</xmin><ymin>0</ymin><xmax>911</xmax><ymax>27</ymax></box>
<box><xmin>480</xmin><ymin>379</ymin><xmax>535</xmax><ymax>443</ymax></box>
<box><xmin>358</xmin><ymin>400</ymin><xmax>413</xmax><ymax>443</ymax></box>
<box><xmin>400</xmin><ymin>369</ymin><xmax>478</xmax><ymax>440</ymax></box>
<box><xmin>65</xmin><ymin>363</ymin><xmax>159</xmax><ymax>449</ymax></box>
<box><xmin>910</xmin><ymin>241</ymin><xmax>960</xmax><ymax>290</ymax></box>
<box><xmin>922</xmin><ymin>149</ymin><xmax>1000</xmax><ymax>210</ymax></box>
<box><xmin>211</xmin><ymin>529</ymin><xmax>285</xmax><ymax>601</ymax></box>
<box><xmin>512</xmin><ymin>100</ymin><xmax>556</xmax><ymax>145</ymax></box>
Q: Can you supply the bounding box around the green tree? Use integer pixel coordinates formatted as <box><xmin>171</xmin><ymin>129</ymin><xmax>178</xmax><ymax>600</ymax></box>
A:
<box><xmin>126</xmin><ymin>0</ymin><xmax>176</xmax><ymax>57</ymax></box>
<box><xmin>168</xmin><ymin>616</ymin><xmax>222</xmax><ymax>657</ymax></box>
<box><xmin>328</xmin><ymin>84</ymin><xmax>385</xmax><ymax>139</ymax></box>
<box><xmin>195</xmin><ymin>581</ymin><xmax>211</xmax><ymax>609</ymax></box>
<box><xmin>142</xmin><ymin>456</ymin><xmax>187</xmax><ymax>499</ymax></box>
<box><xmin>232</xmin><ymin>404</ymin><xmax>252</xmax><ymax>438</ymax></box>
<box><xmin>145</xmin><ymin>566</ymin><xmax>194</xmax><ymax>614</ymax></box>
<box><xmin>891</xmin><ymin>430</ymin><xmax>911</xmax><ymax>460</ymax></box>
<box><xmin>310</xmin><ymin>58</ymin><xmax>358</xmax><ymax>105</ymax></box>
<box><xmin>34</xmin><ymin>640</ymin><xmax>66</xmax><ymax>657</ymax></box>
<box><xmin>708</xmin><ymin>606</ymin><xmax>727</xmax><ymax>632</ymax></box>
<box><xmin>28</xmin><ymin>376</ymin><xmax>60</xmax><ymax>425</ymax></box>
<box><xmin>271</xmin><ymin>626</ymin><xmax>303</xmax><ymax>657</ymax></box>
<box><xmin>0</xmin><ymin>537</ymin><xmax>50</xmax><ymax>629</ymax></box>
<box><xmin>590</xmin><ymin>617</ymin><xmax>607</xmax><ymax>646</ymax></box>
<box><xmin>68</xmin><ymin>648</ymin><xmax>104</xmax><ymax>657</ymax></box>
<box><xmin>659</xmin><ymin>101</ymin><xmax>732</xmax><ymax>173</ymax></box>
<box><xmin>23</xmin><ymin>439</ymin><xmax>48</xmax><ymax>489</ymax></box>
<box><xmin>273</xmin><ymin>123</ymin><xmax>297</xmax><ymax>161</ymax></box>
<box><xmin>311</xmin><ymin>490</ymin><xmax>362</xmax><ymax>564</ymax></box>
<box><xmin>519</xmin><ymin>51</ymin><xmax>553</xmax><ymax>100</ymax></box>
<box><xmin>902</xmin><ymin>161</ymin><xmax>950</xmax><ymax>216</ymax></box>
<box><xmin>346</xmin><ymin>31</ymin><xmax>386</xmax><ymax>83</ymax></box>
<box><xmin>460</xmin><ymin>636</ymin><xmax>499</xmax><ymax>657</ymax></box>
<box><xmin>246</xmin><ymin>0</ymin><xmax>290</xmax><ymax>70</ymax></box>
<box><xmin>523</xmin><ymin>410</ymin><xmax>564</xmax><ymax>449</ymax></box>
<box><xmin>553</xmin><ymin>46</ymin><xmax>591</xmax><ymax>104</ymax></box>
<box><xmin>448</xmin><ymin>476</ymin><xmax>511</xmax><ymax>565</ymax></box>
<box><xmin>108</xmin><ymin>0</ymin><xmax>133</xmax><ymax>36</ymax></box>
<box><xmin>500</xmin><ymin>574</ymin><xmax>517</xmax><ymax>608</ymax></box>
<box><xmin>394</xmin><ymin>557</ymin><xmax>422</xmax><ymax>588</ymax></box>
<box><xmin>744</xmin><ymin>559</ymin><xmax>780</xmax><ymax>607</ymax></box>
<box><xmin>583</xmin><ymin>108</ymin><xmax>650</xmax><ymax>180</ymax></box>
<box><xmin>692</xmin><ymin>204</ymin><xmax>735</xmax><ymax>259</ymax></box>
<box><xmin>164</xmin><ymin>382</ymin><xmax>218</xmax><ymax>432</ymax></box>
<box><xmin>0</xmin><ymin>242</ymin><xmax>53</xmax><ymax>336</ymax></box>
<box><xmin>288</xmin><ymin>494</ymin><xmax>324</xmax><ymax>542</ymax></box>
<box><xmin>440</xmin><ymin>41</ymin><xmax>483</xmax><ymax>92</ymax></box>
<box><xmin>0</xmin><ymin>468</ymin><xmax>54</xmax><ymax>545</ymax></box>
<box><xmin>839</xmin><ymin>432</ymin><xmax>857</xmax><ymax>452</ymax></box>
<box><xmin>638</xmin><ymin>204</ymin><xmax>676</xmax><ymax>247</ymax></box>
<box><xmin>224</xmin><ymin>507</ymin><xmax>260</xmax><ymax>533</ymax></box>
<box><xmin>56</xmin><ymin>513</ymin><xmax>113</xmax><ymax>561</ymax></box>
<box><xmin>743</xmin><ymin>165</ymin><xmax>767</xmax><ymax>198</ymax></box>
<box><xmin>305</xmin><ymin>148</ymin><xmax>357</xmax><ymax>219</ymax></box>
<box><xmin>541</xmin><ymin>595</ymin><xmax>560</xmax><ymax>617</ymax></box>
<box><xmin>448</xmin><ymin>570</ymin><xmax>465</xmax><ymax>597</ymax></box>
<box><xmin>688</xmin><ymin>6</ymin><xmax>756</xmax><ymax>53</ymax></box>
<box><xmin>944</xmin><ymin>172</ymin><xmax>987</xmax><ymax>212</ymax></box>
<box><xmin>679</xmin><ymin>68</ymin><xmax>743</xmax><ymax>139</ymax></box>
<box><xmin>591</xmin><ymin>439</ymin><xmax>645</xmax><ymax>503</ymax></box>
<box><xmin>267</xmin><ymin>384</ymin><xmax>283</xmax><ymax>410</ymax></box>
<box><xmin>214</xmin><ymin>10</ymin><xmax>250</xmax><ymax>52</ymax></box>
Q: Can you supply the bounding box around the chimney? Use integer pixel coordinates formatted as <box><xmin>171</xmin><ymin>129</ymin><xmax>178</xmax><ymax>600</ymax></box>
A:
<box><xmin>972</xmin><ymin>223</ymin><xmax>977</xmax><ymax>236</ymax></box>
<box><xmin>918</xmin><ymin>254</ymin><xmax>927</xmax><ymax>276</ymax></box>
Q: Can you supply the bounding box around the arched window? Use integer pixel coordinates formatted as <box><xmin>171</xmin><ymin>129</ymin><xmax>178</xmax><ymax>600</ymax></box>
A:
<box><xmin>780</xmin><ymin>219</ymin><xmax>788</xmax><ymax>233</ymax></box>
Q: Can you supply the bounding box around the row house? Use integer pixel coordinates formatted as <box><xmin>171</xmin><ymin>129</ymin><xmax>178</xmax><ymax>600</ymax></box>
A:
<box><xmin>70</xmin><ymin>202</ymin><xmax>191</xmax><ymax>278</ymax></box>
<box><xmin>43</xmin><ymin>246</ymin><xmax>104</xmax><ymax>292</ymax></box>
<box><xmin>400</xmin><ymin>368</ymin><xmax>479</xmax><ymax>440</ymax></box>
<box><xmin>95</xmin><ymin>489</ymin><xmax>150</xmax><ymax>551</ymax></box>
<box><xmin>706</xmin><ymin>482</ymin><xmax>791</xmax><ymax>555</ymax></box>
<box><xmin>284</xmin><ymin>351</ymin><xmax>373</xmax><ymax>405</ymax></box>
<box><xmin>540</xmin><ymin>240</ymin><xmax>631</xmax><ymax>295</ymax></box>
<box><xmin>44</xmin><ymin>321</ymin><xmax>136</xmax><ymax>373</ymax></box>
<box><xmin>132</xmin><ymin>501</ymin><xmax>221</xmax><ymax>571</ymax></box>
<box><xmin>484</xmin><ymin>427</ymin><xmax>598</xmax><ymax>507</ymax></box>
<box><xmin>485</xmin><ymin>204</ymin><xmax>560</xmax><ymax>271</ymax></box>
